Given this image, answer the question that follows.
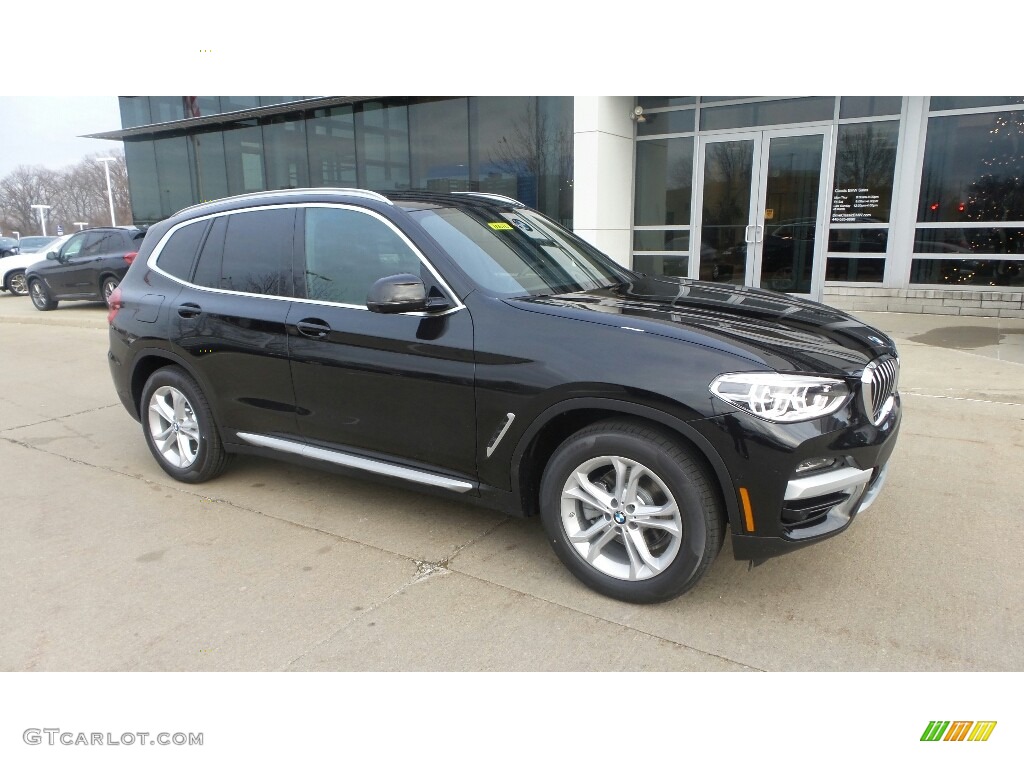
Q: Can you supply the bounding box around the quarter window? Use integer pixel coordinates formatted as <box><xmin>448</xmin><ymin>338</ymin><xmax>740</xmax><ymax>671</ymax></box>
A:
<box><xmin>302</xmin><ymin>208</ymin><xmax>421</xmax><ymax>305</ymax></box>
<box><xmin>156</xmin><ymin>221</ymin><xmax>209</xmax><ymax>280</ymax></box>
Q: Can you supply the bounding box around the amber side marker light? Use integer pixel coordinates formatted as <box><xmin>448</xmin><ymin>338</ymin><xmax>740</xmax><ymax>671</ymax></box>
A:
<box><xmin>739</xmin><ymin>487</ymin><xmax>755</xmax><ymax>532</ymax></box>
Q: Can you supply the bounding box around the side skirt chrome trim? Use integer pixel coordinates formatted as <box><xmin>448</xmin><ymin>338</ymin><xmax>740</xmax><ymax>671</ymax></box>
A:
<box><xmin>485</xmin><ymin>413</ymin><xmax>516</xmax><ymax>458</ymax></box>
<box><xmin>236</xmin><ymin>432</ymin><xmax>475</xmax><ymax>493</ymax></box>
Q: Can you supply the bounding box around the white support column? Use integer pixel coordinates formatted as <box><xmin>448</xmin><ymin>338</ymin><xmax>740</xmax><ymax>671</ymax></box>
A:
<box><xmin>572</xmin><ymin>97</ymin><xmax>636</xmax><ymax>267</ymax></box>
<box><xmin>887</xmin><ymin>96</ymin><xmax>928</xmax><ymax>289</ymax></box>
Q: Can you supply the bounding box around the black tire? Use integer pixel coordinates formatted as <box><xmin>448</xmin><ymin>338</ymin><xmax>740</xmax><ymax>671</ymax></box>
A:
<box><xmin>539</xmin><ymin>419</ymin><xmax>725</xmax><ymax>604</ymax></box>
<box><xmin>6</xmin><ymin>270</ymin><xmax>28</xmax><ymax>296</ymax></box>
<box><xmin>140</xmin><ymin>366</ymin><xmax>229</xmax><ymax>483</ymax></box>
<box><xmin>28</xmin><ymin>279</ymin><xmax>57</xmax><ymax>311</ymax></box>
<box><xmin>101</xmin><ymin>276</ymin><xmax>119</xmax><ymax>302</ymax></box>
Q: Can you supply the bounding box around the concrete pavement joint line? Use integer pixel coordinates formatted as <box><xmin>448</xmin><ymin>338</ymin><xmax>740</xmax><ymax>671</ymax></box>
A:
<box><xmin>440</xmin><ymin>564</ymin><xmax>766</xmax><ymax>671</ymax></box>
<box><xmin>281</xmin><ymin>567</ymin><xmax>425</xmax><ymax>671</ymax></box>
<box><xmin>0</xmin><ymin>403</ymin><xmax>121</xmax><ymax>435</ymax></box>
<box><xmin>901</xmin><ymin>391</ymin><xmax>1024</xmax><ymax>407</ymax></box>
<box><xmin>7</xmin><ymin>432</ymin><xmax>760</xmax><ymax>672</ymax></box>
<box><xmin>0</xmin><ymin>432</ymin><xmax>426</xmax><ymax>568</ymax></box>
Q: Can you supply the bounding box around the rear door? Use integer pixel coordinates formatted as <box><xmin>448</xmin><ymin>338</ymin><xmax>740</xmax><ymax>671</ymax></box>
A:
<box><xmin>169</xmin><ymin>206</ymin><xmax>299</xmax><ymax>438</ymax></box>
<box><xmin>287</xmin><ymin>204</ymin><xmax>477</xmax><ymax>478</ymax></box>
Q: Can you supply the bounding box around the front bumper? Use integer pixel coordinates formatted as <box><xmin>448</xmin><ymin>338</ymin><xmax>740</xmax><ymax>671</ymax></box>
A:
<box><xmin>692</xmin><ymin>391</ymin><xmax>901</xmax><ymax>563</ymax></box>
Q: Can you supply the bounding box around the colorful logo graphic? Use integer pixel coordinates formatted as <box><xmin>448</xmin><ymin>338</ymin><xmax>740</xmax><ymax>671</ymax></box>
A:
<box><xmin>921</xmin><ymin>721</ymin><xmax>997</xmax><ymax>742</ymax></box>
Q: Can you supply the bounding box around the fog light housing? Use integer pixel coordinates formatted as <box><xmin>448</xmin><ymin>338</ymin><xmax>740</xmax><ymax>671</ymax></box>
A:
<box><xmin>795</xmin><ymin>457</ymin><xmax>838</xmax><ymax>474</ymax></box>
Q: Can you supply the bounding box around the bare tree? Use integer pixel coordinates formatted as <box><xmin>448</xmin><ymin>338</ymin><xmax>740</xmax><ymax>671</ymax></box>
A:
<box><xmin>0</xmin><ymin>150</ymin><xmax>132</xmax><ymax>236</ymax></box>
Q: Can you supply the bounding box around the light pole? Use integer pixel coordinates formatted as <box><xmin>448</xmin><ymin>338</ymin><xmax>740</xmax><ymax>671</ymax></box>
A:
<box><xmin>31</xmin><ymin>204</ymin><xmax>52</xmax><ymax>236</ymax></box>
<box><xmin>74</xmin><ymin>222</ymin><xmax>89</xmax><ymax>231</ymax></box>
<box><xmin>96</xmin><ymin>157</ymin><xmax>117</xmax><ymax>226</ymax></box>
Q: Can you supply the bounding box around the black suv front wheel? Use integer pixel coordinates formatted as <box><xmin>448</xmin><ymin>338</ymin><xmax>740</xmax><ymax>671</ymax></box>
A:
<box><xmin>539</xmin><ymin>419</ymin><xmax>725</xmax><ymax>603</ymax></box>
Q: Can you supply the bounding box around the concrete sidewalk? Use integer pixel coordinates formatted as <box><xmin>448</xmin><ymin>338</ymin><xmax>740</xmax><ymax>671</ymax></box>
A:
<box><xmin>1</xmin><ymin>293</ymin><xmax>1021</xmax><ymax>671</ymax></box>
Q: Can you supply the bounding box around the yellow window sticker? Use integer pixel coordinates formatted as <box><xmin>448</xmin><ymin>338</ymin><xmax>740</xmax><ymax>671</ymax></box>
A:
<box><xmin>488</xmin><ymin>222</ymin><xmax>514</xmax><ymax>230</ymax></box>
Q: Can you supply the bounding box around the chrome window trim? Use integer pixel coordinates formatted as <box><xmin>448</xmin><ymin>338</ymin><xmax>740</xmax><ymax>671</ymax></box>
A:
<box><xmin>236</xmin><ymin>432</ymin><xmax>475</xmax><ymax>493</ymax></box>
<box><xmin>146</xmin><ymin>202</ymin><xmax>465</xmax><ymax>316</ymax></box>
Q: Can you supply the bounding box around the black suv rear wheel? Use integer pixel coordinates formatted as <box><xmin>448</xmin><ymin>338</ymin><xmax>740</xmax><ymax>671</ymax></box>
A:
<box><xmin>28</xmin><ymin>279</ymin><xmax>57</xmax><ymax>311</ymax></box>
<box><xmin>140</xmin><ymin>366</ymin><xmax>229</xmax><ymax>483</ymax></box>
<box><xmin>539</xmin><ymin>419</ymin><xmax>725</xmax><ymax>603</ymax></box>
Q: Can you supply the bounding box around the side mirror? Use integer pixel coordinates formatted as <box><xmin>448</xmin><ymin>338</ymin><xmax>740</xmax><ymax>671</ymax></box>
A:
<box><xmin>367</xmin><ymin>274</ymin><xmax>429</xmax><ymax>314</ymax></box>
<box><xmin>46</xmin><ymin>252</ymin><xmax>59</xmax><ymax>261</ymax></box>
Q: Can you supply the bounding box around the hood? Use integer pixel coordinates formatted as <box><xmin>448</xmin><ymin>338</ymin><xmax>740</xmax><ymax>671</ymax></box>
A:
<box><xmin>506</xmin><ymin>276</ymin><xmax>897</xmax><ymax>376</ymax></box>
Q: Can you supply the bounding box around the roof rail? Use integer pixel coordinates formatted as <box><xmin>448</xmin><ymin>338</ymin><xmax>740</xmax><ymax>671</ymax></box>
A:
<box><xmin>450</xmin><ymin>192</ymin><xmax>526</xmax><ymax>208</ymax></box>
<box><xmin>174</xmin><ymin>187</ymin><xmax>394</xmax><ymax>217</ymax></box>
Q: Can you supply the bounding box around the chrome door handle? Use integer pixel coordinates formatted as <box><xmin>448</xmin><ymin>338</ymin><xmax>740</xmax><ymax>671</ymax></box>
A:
<box><xmin>755</xmin><ymin>225</ymin><xmax>763</xmax><ymax>242</ymax></box>
<box><xmin>744</xmin><ymin>225</ymin><xmax>755</xmax><ymax>243</ymax></box>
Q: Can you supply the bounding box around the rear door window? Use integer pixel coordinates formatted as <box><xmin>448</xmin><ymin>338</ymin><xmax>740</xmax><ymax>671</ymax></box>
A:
<box><xmin>189</xmin><ymin>209</ymin><xmax>295</xmax><ymax>296</ymax></box>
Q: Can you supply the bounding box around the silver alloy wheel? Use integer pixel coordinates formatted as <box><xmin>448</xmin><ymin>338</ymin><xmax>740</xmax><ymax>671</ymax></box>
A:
<box><xmin>147</xmin><ymin>385</ymin><xmax>201</xmax><ymax>469</ymax></box>
<box><xmin>29</xmin><ymin>281</ymin><xmax>47</xmax><ymax>308</ymax></box>
<box><xmin>560</xmin><ymin>455</ymin><xmax>683</xmax><ymax>581</ymax></box>
<box><xmin>103</xmin><ymin>278</ymin><xmax>118</xmax><ymax>300</ymax></box>
<box><xmin>8</xmin><ymin>272</ymin><xmax>27</xmax><ymax>296</ymax></box>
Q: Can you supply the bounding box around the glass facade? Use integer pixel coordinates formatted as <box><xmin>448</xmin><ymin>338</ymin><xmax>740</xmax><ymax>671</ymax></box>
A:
<box><xmin>120</xmin><ymin>97</ymin><xmax>573</xmax><ymax>228</ymax></box>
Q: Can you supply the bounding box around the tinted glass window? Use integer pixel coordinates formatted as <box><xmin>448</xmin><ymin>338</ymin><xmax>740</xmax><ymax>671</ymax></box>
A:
<box><xmin>634</xmin><ymin>137</ymin><xmax>694</xmax><ymax>226</ymax></box>
<box><xmin>410</xmin><ymin>206</ymin><xmax>627</xmax><ymax>297</ymax></box>
<box><xmin>61</xmin><ymin>234</ymin><xmax>89</xmax><ymax>259</ymax></box>
<box><xmin>81</xmin><ymin>231</ymin><xmax>124</xmax><ymax>257</ymax></box>
<box><xmin>192</xmin><ymin>216</ymin><xmax>226</xmax><ymax>289</ymax></box>
<box><xmin>303</xmin><ymin>208</ymin><xmax>421</xmax><ymax>305</ymax></box>
<box><xmin>832</xmin><ymin>121</ymin><xmax>899</xmax><ymax>223</ymax></box>
<box><xmin>157</xmin><ymin>221</ymin><xmax>209</xmax><ymax>280</ymax></box>
<box><xmin>220</xmin><ymin>209</ymin><xmax>294</xmax><ymax>296</ymax></box>
<box><xmin>839</xmin><ymin>97</ymin><xmax>902</xmax><ymax>119</ymax></box>
<box><xmin>919</xmin><ymin>111</ymin><xmax>1024</xmax><ymax>222</ymax></box>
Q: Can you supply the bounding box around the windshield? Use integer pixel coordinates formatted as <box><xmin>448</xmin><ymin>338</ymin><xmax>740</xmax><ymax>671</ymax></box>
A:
<box><xmin>409</xmin><ymin>206</ymin><xmax>633</xmax><ymax>298</ymax></box>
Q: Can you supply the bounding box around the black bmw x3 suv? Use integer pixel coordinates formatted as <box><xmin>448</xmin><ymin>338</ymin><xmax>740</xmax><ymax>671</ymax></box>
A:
<box><xmin>107</xmin><ymin>188</ymin><xmax>901</xmax><ymax>603</ymax></box>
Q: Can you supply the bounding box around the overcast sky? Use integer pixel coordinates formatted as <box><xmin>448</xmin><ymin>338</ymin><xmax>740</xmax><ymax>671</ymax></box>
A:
<box><xmin>0</xmin><ymin>96</ymin><xmax>124</xmax><ymax>179</ymax></box>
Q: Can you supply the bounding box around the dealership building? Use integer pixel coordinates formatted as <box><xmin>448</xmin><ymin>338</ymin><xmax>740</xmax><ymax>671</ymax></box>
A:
<box><xmin>90</xmin><ymin>96</ymin><xmax>1024</xmax><ymax>317</ymax></box>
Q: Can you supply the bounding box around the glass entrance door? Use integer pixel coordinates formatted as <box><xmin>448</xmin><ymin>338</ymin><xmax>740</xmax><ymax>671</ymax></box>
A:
<box><xmin>695</xmin><ymin>127</ymin><xmax>831</xmax><ymax>298</ymax></box>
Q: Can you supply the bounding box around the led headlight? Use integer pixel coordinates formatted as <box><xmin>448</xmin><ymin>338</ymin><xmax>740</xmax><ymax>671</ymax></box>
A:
<box><xmin>710</xmin><ymin>373</ymin><xmax>850</xmax><ymax>423</ymax></box>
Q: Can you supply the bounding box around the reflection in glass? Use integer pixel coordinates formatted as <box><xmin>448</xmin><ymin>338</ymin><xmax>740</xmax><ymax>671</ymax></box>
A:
<box><xmin>153</xmin><ymin>136</ymin><xmax>195</xmax><ymax>215</ymax></box>
<box><xmin>700</xmin><ymin>98</ymin><xmax>834</xmax><ymax>131</ymax></box>
<box><xmin>634</xmin><ymin>254</ymin><xmax>689</xmax><ymax>278</ymax></box>
<box><xmin>832</xmin><ymin>121</ymin><xmax>898</xmax><ymax>223</ymax></box>
<box><xmin>839</xmin><ymin>97</ymin><xmax>902</xmax><ymax>119</ymax></box>
<box><xmin>825</xmin><ymin>257</ymin><xmax>885</xmax><ymax>282</ymax></box>
<box><xmin>537</xmin><ymin>97</ymin><xmax>575</xmax><ymax>228</ymax></box>
<box><xmin>124</xmin><ymin>139</ymin><xmax>160</xmax><ymax>223</ymax></box>
<box><xmin>473</xmin><ymin>96</ymin><xmax>534</xmax><ymax>205</ymax></box>
<box><xmin>356</xmin><ymin>101</ymin><xmax>411</xmax><ymax>191</ymax></box>
<box><xmin>929</xmin><ymin>97</ymin><xmax>1024</xmax><ymax>111</ymax></box>
<box><xmin>410</xmin><ymin>98</ymin><xmax>470</xmax><ymax>192</ymax></box>
<box><xmin>758</xmin><ymin>134</ymin><xmax>823</xmax><ymax>293</ymax></box>
<box><xmin>911</xmin><ymin>258</ymin><xmax>1024</xmax><ymax>286</ymax></box>
<box><xmin>262</xmin><ymin>114</ymin><xmax>309</xmax><ymax>190</ymax></box>
<box><xmin>223</xmin><ymin>122</ymin><xmax>265</xmax><ymax>195</ymax></box>
<box><xmin>193</xmin><ymin>130</ymin><xmax>229</xmax><ymax>203</ymax></box>
<box><xmin>637</xmin><ymin>109</ymin><xmax>695</xmax><ymax>137</ymax></box>
<box><xmin>149</xmin><ymin>96</ymin><xmax>185</xmax><ymax>123</ymax></box>
<box><xmin>633</xmin><ymin>230</ymin><xmax>690</xmax><ymax>251</ymax></box>
<box><xmin>919</xmin><ymin>111</ymin><xmax>1024</xmax><ymax>222</ymax></box>
<box><xmin>914</xmin><ymin>227</ymin><xmax>1024</xmax><ymax>254</ymax></box>
<box><xmin>307</xmin><ymin>106</ymin><xmax>356</xmax><ymax>186</ymax></box>
<box><xmin>637</xmin><ymin>97</ymin><xmax>696</xmax><ymax>109</ymax></box>
<box><xmin>634</xmin><ymin>137</ymin><xmax>694</xmax><ymax>226</ymax></box>
<box><xmin>699</xmin><ymin>140</ymin><xmax>754</xmax><ymax>284</ymax></box>
<box><xmin>119</xmin><ymin>97</ymin><xmax>151</xmax><ymax>129</ymax></box>
<box><xmin>828</xmin><ymin>228</ymin><xmax>888</xmax><ymax>253</ymax></box>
